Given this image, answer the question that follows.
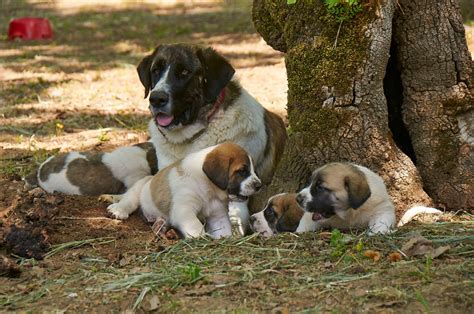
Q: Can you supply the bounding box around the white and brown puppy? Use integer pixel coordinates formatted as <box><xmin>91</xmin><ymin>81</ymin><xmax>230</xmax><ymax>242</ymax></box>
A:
<box><xmin>24</xmin><ymin>142</ymin><xmax>157</xmax><ymax>196</ymax></box>
<box><xmin>107</xmin><ymin>142</ymin><xmax>262</xmax><ymax>239</ymax></box>
<box><xmin>295</xmin><ymin>162</ymin><xmax>442</xmax><ymax>235</ymax></box>
<box><xmin>249</xmin><ymin>193</ymin><xmax>303</xmax><ymax>238</ymax></box>
<box><xmin>138</xmin><ymin>44</ymin><xmax>287</xmax><ymax>233</ymax></box>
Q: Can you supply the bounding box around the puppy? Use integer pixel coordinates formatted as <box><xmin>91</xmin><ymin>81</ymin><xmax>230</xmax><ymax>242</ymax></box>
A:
<box><xmin>24</xmin><ymin>142</ymin><xmax>157</xmax><ymax>196</ymax></box>
<box><xmin>295</xmin><ymin>162</ymin><xmax>442</xmax><ymax>235</ymax></box>
<box><xmin>250</xmin><ymin>163</ymin><xmax>442</xmax><ymax>236</ymax></box>
<box><xmin>249</xmin><ymin>193</ymin><xmax>303</xmax><ymax>238</ymax></box>
<box><xmin>107</xmin><ymin>142</ymin><xmax>262</xmax><ymax>239</ymax></box>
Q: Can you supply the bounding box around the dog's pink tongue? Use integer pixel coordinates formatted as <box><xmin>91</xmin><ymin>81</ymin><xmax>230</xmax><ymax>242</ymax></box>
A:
<box><xmin>312</xmin><ymin>213</ymin><xmax>323</xmax><ymax>221</ymax></box>
<box><xmin>156</xmin><ymin>113</ymin><xmax>174</xmax><ymax>127</ymax></box>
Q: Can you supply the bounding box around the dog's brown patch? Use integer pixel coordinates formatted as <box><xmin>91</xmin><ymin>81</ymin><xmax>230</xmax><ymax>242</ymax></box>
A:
<box><xmin>150</xmin><ymin>162</ymin><xmax>176</xmax><ymax>215</ymax></box>
<box><xmin>67</xmin><ymin>153</ymin><xmax>125</xmax><ymax>195</ymax></box>
<box><xmin>39</xmin><ymin>154</ymin><xmax>68</xmax><ymax>182</ymax></box>
<box><xmin>261</xmin><ymin>109</ymin><xmax>287</xmax><ymax>183</ymax></box>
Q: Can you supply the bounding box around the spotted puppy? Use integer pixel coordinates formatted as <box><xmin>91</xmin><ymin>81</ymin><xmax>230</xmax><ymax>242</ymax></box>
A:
<box><xmin>25</xmin><ymin>142</ymin><xmax>157</xmax><ymax>196</ymax></box>
<box><xmin>107</xmin><ymin>142</ymin><xmax>262</xmax><ymax>239</ymax></box>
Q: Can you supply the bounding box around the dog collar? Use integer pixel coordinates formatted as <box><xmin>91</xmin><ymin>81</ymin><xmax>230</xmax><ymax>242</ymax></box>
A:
<box><xmin>206</xmin><ymin>87</ymin><xmax>227</xmax><ymax>123</ymax></box>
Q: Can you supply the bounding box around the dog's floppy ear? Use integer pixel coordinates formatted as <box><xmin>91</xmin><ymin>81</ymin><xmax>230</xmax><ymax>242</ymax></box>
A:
<box><xmin>202</xmin><ymin>147</ymin><xmax>230</xmax><ymax>190</ymax></box>
<box><xmin>344</xmin><ymin>167</ymin><xmax>371</xmax><ymax>209</ymax></box>
<box><xmin>137</xmin><ymin>52</ymin><xmax>155</xmax><ymax>98</ymax></box>
<box><xmin>196</xmin><ymin>47</ymin><xmax>235</xmax><ymax>103</ymax></box>
<box><xmin>276</xmin><ymin>214</ymin><xmax>299</xmax><ymax>233</ymax></box>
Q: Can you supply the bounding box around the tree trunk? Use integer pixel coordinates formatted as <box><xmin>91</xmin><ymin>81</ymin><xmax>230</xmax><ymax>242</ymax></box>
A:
<box><xmin>251</xmin><ymin>0</ymin><xmax>473</xmax><ymax>214</ymax></box>
<box><xmin>392</xmin><ymin>0</ymin><xmax>473</xmax><ymax>209</ymax></box>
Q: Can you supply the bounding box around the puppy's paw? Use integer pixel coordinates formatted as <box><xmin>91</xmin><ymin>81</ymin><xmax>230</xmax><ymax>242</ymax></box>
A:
<box><xmin>107</xmin><ymin>203</ymin><xmax>129</xmax><ymax>220</ymax></box>
<box><xmin>99</xmin><ymin>194</ymin><xmax>123</xmax><ymax>203</ymax></box>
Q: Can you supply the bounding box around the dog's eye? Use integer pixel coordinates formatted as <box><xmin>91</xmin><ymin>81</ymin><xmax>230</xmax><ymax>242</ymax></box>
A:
<box><xmin>152</xmin><ymin>67</ymin><xmax>162</xmax><ymax>76</ymax></box>
<box><xmin>317</xmin><ymin>184</ymin><xmax>329</xmax><ymax>193</ymax></box>
<box><xmin>180</xmin><ymin>69</ymin><xmax>190</xmax><ymax>77</ymax></box>
<box><xmin>264</xmin><ymin>207</ymin><xmax>276</xmax><ymax>218</ymax></box>
<box><xmin>237</xmin><ymin>166</ymin><xmax>249</xmax><ymax>176</ymax></box>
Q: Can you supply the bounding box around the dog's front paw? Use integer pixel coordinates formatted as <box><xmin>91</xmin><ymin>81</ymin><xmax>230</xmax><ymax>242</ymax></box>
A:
<box><xmin>107</xmin><ymin>203</ymin><xmax>129</xmax><ymax>220</ymax></box>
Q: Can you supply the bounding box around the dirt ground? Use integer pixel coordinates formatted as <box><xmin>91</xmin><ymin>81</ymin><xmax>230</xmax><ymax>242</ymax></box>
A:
<box><xmin>1</xmin><ymin>0</ymin><xmax>473</xmax><ymax>312</ymax></box>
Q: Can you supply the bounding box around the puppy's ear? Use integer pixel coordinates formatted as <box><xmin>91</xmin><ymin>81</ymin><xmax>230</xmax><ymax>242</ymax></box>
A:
<box><xmin>137</xmin><ymin>53</ymin><xmax>155</xmax><ymax>98</ymax></box>
<box><xmin>275</xmin><ymin>198</ymin><xmax>304</xmax><ymax>233</ymax></box>
<box><xmin>196</xmin><ymin>47</ymin><xmax>235</xmax><ymax>103</ymax></box>
<box><xmin>276</xmin><ymin>214</ymin><xmax>299</xmax><ymax>233</ymax></box>
<box><xmin>202</xmin><ymin>149</ymin><xmax>230</xmax><ymax>190</ymax></box>
<box><xmin>344</xmin><ymin>168</ymin><xmax>371</xmax><ymax>209</ymax></box>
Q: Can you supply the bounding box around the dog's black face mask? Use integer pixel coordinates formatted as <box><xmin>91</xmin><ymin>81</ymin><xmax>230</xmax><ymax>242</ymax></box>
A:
<box><xmin>306</xmin><ymin>178</ymin><xmax>337</xmax><ymax>219</ymax></box>
<box><xmin>137</xmin><ymin>44</ymin><xmax>235</xmax><ymax>129</ymax></box>
<box><xmin>296</xmin><ymin>173</ymin><xmax>337</xmax><ymax>221</ymax></box>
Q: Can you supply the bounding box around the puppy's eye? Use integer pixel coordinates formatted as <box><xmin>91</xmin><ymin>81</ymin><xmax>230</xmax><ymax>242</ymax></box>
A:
<box><xmin>152</xmin><ymin>67</ymin><xmax>162</xmax><ymax>76</ymax></box>
<box><xmin>237</xmin><ymin>166</ymin><xmax>249</xmax><ymax>176</ymax></box>
<box><xmin>181</xmin><ymin>69</ymin><xmax>190</xmax><ymax>77</ymax></box>
<box><xmin>264</xmin><ymin>207</ymin><xmax>276</xmax><ymax>218</ymax></box>
<box><xmin>317</xmin><ymin>184</ymin><xmax>329</xmax><ymax>193</ymax></box>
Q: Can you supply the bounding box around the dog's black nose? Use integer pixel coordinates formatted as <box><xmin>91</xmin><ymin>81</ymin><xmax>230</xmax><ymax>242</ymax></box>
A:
<box><xmin>296</xmin><ymin>193</ymin><xmax>304</xmax><ymax>205</ymax></box>
<box><xmin>249</xmin><ymin>215</ymin><xmax>256</xmax><ymax>224</ymax></box>
<box><xmin>149</xmin><ymin>91</ymin><xmax>169</xmax><ymax>108</ymax></box>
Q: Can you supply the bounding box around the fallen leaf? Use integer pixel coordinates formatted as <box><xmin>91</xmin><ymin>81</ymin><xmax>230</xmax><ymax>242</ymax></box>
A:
<box><xmin>401</xmin><ymin>233</ymin><xmax>450</xmax><ymax>258</ymax></box>
<box><xmin>364</xmin><ymin>250</ymin><xmax>381</xmax><ymax>262</ymax></box>
<box><xmin>428</xmin><ymin>245</ymin><xmax>450</xmax><ymax>258</ymax></box>
<box><xmin>387</xmin><ymin>252</ymin><xmax>402</xmax><ymax>262</ymax></box>
<box><xmin>401</xmin><ymin>234</ymin><xmax>431</xmax><ymax>256</ymax></box>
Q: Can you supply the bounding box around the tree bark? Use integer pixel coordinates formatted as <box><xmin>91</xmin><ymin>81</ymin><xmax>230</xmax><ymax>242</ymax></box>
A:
<box><xmin>251</xmin><ymin>0</ymin><xmax>472</xmax><ymax>214</ymax></box>
<box><xmin>393</xmin><ymin>0</ymin><xmax>473</xmax><ymax>209</ymax></box>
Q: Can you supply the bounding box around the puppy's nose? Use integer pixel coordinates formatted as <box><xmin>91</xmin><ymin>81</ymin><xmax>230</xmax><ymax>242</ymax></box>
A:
<box><xmin>249</xmin><ymin>215</ymin><xmax>256</xmax><ymax>224</ymax></box>
<box><xmin>296</xmin><ymin>193</ymin><xmax>304</xmax><ymax>205</ymax></box>
<box><xmin>149</xmin><ymin>91</ymin><xmax>169</xmax><ymax>108</ymax></box>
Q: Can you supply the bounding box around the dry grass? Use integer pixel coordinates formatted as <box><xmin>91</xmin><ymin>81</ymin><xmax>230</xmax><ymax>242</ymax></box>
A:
<box><xmin>1</xmin><ymin>216</ymin><xmax>473</xmax><ymax>311</ymax></box>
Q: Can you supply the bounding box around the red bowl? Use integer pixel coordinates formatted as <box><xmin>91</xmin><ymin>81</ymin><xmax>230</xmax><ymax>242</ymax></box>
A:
<box><xmin>8</xmin><ymin>17</ymin><xmax>53</xmax><ymax>40</ymax></box>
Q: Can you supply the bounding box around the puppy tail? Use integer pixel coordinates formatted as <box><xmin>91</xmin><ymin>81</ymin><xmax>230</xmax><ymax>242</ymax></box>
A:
<box><xmin>397</xmin><ymin>206</ymin><xmax>443</xmax><ymax>227</ymax></box>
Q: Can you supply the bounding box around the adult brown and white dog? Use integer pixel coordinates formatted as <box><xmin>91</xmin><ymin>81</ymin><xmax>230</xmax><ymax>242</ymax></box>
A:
<box><xmin>250</xmin><ymin>163</ymin><xmax>442</xmax><ymax>236</ymax></box>
<box><xmin>107</xmin><ymin>142</ymin><xmax>262</xmax><ymax>239</ymax></box>
<box><xmin>24</xmin><ymin>44</ymin><xmax>287</xmax><ymax>234</ymax></box>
